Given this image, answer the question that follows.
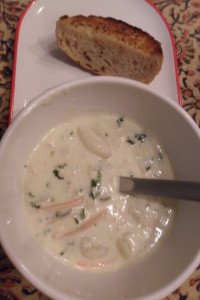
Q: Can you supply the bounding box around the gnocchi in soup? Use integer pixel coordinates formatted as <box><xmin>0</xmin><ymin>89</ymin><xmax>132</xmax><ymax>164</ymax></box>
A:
<box><xmin>23</xmin><ymin>112</ymin><xmax>175</xmax><ymax>271</ymax></box>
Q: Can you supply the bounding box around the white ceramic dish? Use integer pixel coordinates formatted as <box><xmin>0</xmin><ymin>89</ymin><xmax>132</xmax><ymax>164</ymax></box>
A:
<box><xmin>10</xmin><ymin>0</ymin><xmax>181</xmax><ymax>120</ymax></box>
<box><xmin>1</xmin><ymin>77</ymin><xmax>200</xmax><ymax>300</ymax></box>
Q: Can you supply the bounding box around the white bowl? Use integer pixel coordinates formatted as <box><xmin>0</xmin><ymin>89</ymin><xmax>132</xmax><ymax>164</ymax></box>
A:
<box><xmin>0</xmin><ymin>77</ymin><xmax>200</xmax><ymax>300</ymax></box>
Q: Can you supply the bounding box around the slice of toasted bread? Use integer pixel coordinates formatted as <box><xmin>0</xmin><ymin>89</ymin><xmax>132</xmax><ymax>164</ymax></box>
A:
<box><xmin>56</xmin><ymin>15</ymin><xmax>163</xmax><ymax>84</ymax></box>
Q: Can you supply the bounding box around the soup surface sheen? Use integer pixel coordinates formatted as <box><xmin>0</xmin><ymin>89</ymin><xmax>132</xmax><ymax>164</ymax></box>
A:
<box><xmin>23</xmin><ymin>112</ymin><xmax>175</xmax><ymax>271</ymax></box>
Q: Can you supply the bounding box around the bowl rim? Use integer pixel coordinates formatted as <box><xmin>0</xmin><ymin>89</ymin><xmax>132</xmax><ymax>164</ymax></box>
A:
<box><xmin>0</xmin><ymin>76</ymin><xmax>200</xmax><ymax>300</ymax></box>
<box><xmin>7</xmin><ymin>76</ymin><xmax>200</xmax><ymax>142</ymax></box>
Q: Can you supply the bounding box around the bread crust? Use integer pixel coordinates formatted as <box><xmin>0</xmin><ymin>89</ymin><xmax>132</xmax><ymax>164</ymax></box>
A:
<box><xmin>56</xmin><ymin>15</ymin><xmax>163</xmax><ymax>83</ymax></box>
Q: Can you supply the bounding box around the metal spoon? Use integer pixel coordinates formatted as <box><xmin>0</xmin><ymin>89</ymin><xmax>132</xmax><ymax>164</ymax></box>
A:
<box><xmin>119</xmin><ymin>177</ymin><xmax>200</xmax><ymax>202</ymax></box>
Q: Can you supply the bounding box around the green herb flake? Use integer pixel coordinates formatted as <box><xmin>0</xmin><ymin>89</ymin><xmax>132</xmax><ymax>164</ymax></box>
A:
<box><xmin>30</xmin><ymin>202</ymin><xmax>41</xmax><ymax>209</ymax></box>
<box><xmin>146</xmin><ymin>165</ymin><xmax>151</xmax><ymax>171</ymax></box>
<box><xmin>126</xmin><ymin>138</ymin><xmax>135</xmax><ymax>145</ymax></box>
<box><xmin>135</xmin><ymin>133</ymin><xmax>146</xmax><ymax>143</ymax></box>
<box><xmin>73</xmin><ymin>217</ymin><xmax>79</xmax><ymax>224</ymax></box>
<box><xmin>53</xmin><ymin>169</ymin><xmax>64</xmax><ymax>180</ymax></box>
<box><xmin>28</xmin><ymin>192</ymin><xmax>35</xmax><ymax>198</ymax></box>
<box><xmin>55</xmin><ymin>209</ymin><xmax>71</xmax><ymax>219</ymax></box>
<box><xmin>59</xmin><ymin>250</ymin><xmax>65</xmax><ymax>256</ymax></box>
<box><xmin>117</xmin><ymin>116</ymin><xmax>124</xmax><ymax>127</ymax></box>
<box><xmin>80</xmin><ymin>208</ymin><xmax>86</xmax><ymax>219</ymax></box>
<box><xmin>91</xmin><ymin>179</ymin><xmax>97</xmax><ymax>188</ymax></box>
<box><xmin>97</xmin><ymin>169</ymin><xmax>102</xmax><ymax>181</ymax></box>
<box><xmin>57</xmin><ymin>163</ymin><xmax>67</xmax><ymax>169</ymax></box>
<box><xmin>90</xmin><ymin>169</ymin><xmax>102</xmax><ymax>200</ymax></box>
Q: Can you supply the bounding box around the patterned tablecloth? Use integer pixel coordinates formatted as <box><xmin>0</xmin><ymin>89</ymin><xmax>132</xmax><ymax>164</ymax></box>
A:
<box><xmin>0</xmin><ymin>0</ymin><xmax>200</xmax><ymax>299</ymax></box>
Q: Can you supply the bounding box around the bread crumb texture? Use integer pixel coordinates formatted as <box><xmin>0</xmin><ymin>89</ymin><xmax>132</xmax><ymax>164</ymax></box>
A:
<box><xmin>56</xmin><ymin>15</ymin><xmax>163</xmax><ymax>84</ymax></box>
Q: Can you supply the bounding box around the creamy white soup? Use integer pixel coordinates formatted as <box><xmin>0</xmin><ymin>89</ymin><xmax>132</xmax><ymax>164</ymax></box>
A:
<box><xmin>23</xmin><ymin>112</ymin><xmax>175</xmax><ymax>271</ymax></box>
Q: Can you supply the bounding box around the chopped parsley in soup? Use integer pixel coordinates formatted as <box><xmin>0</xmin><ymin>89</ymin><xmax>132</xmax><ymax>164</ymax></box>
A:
<box><xmin>23</xmin><ymin>112</ymin><xmax>175</xmax><ymax>271</ymax></box>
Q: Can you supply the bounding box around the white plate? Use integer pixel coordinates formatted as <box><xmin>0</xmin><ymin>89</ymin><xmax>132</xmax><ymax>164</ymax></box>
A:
<box><xmin>10</xmin><ymin>0</ymin><xmax>181</xmax><ymax>120</ymax></box>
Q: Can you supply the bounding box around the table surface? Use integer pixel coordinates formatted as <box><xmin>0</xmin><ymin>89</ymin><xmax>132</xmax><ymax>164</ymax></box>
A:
<box><xmin>0</xmin><ymin>0</ymin><xmax>200</xmax><ymax>299</ymax></box>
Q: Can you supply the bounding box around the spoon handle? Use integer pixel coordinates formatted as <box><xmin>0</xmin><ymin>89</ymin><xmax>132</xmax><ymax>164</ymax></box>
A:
<box><xmin>119</xmin><ymin>177</ymin><xmax>200</xmax><ymax>202</ymax></box>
